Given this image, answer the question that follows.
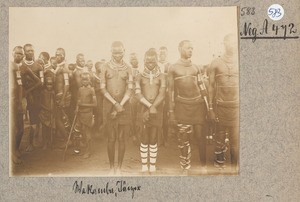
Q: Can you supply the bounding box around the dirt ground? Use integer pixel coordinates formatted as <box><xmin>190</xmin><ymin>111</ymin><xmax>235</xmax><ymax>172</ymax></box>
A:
<box><xmin>12</xmin><ymin>120</ymin><xmax>236</xmax><ymax>177</ymax></box>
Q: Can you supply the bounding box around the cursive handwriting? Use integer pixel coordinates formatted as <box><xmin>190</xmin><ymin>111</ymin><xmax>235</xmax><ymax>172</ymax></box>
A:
<box><xmin>72</xmin><ymin>180</ymin><xmax>141</xmax><ymax>199</ymax></box>
<box><xmin>240</xmin><ymin>19</ymin><xmax>299</xmax><ymax>42</ymax></box>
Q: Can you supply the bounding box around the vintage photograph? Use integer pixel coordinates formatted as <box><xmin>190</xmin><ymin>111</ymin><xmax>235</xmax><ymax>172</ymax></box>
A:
<box><xmin>9</xmin><ymin>7</ymin><xmax>239</xmax><ymax>176</ymax></box>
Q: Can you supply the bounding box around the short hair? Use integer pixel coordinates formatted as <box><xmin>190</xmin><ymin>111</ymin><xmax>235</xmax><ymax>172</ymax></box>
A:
<box><xmin>56</xmin><ymin>48</ymin><xmax>65</xmax><ymax>57</ymax></box>
<box><xmin>159</xmin><ymin>46</ymin><xmax>168</xmax><ymax>51</ymax></box>
<box><xmin>111</xmin><ymin>41</ymin><xmax>124</xmax><ymax>48</ymax></box>
<box><xmin>144</xmin><ymin>48</ymin><xmax>158</xmax><ymax>59</ymax></box>
<box><xmin>76</xmin><ymin>53</ymin><xmax>84</xmax><ymax>60</ymax></box>
<box><xmin>40</xmin><ymin>52</ymin><xmax>50</xmax><ymax>61</ymax></box>
<box><xmin>13</xmin><ymin>46</ymin><xmax>23</xmax><ymax>52</ymax></box>
<box><xmin>23</xmin><ymin>44</ymin><xmax>33</xmax><ymax>50</ymax></box>
<box><xmin>178</xmin><ymin>40</ymin><xmax>190</xmax><ymax>48</ymax></box>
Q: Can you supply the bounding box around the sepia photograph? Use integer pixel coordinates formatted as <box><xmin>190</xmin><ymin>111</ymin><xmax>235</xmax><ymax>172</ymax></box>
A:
<box><xmin>9</xmin><ymin>7</ymin><xmax>239</xmax><ymax>176</ymax></box>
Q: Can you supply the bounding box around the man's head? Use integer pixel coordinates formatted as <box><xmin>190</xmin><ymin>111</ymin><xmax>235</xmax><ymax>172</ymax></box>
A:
<box><xmin>68</xmin><ymin>63</ymin><xmax>75</xmax><ymax>71</ymax></box>
<box><xmin>178</xmin><ymin>40</ymin><xmax>193</xmax><ymax>60</ymax></box>
<box><xmin>50</xmin><ymin>57</ymin><xmax>57</xmax><ymax>70</ymax></box>
<box><xmin>144</xmin><ymin>48</ymin><xmax>158</xmax><ymax>71</ymax></box>
<box><xmin>111</xmin><ymin>41</ymin><xmax>125</xmax><ymax>63</ymax></box>
<box><xmin>129</xmin><ymin>53</ymin><xmax>138</xmax><ymax>68</ymax></box>
<box><xmin>76</xmin><ymin>53</ymin><xmax>85</xmax><ymax>68</ymax></box>
<box><xmin>158</xmin><ymin>46</ymin><xmax>168</xmax><ymax>62</ymax></box>
<box><xmin>38</xmin><ymin>52</ymin><xmax>50</xmax><ymax>65</ymax></box>
<box><xmin>55</xmin><ymin>48</ymin><xmax>65</xmax><ymax>64</ymax></box>
<box><xmin>95</xmin><ymin>60</ymin><xmax>105</xmax><ymax>73</ymax></box>
<box><xmin>81</xmin><ymin>69</ymin><xmax>90</xmax><ymax>86</ymax></box>
<box><xmin>86</xmin><ymin>60</ymin><xmax>93</xmax><ymax>71</ymax></box>
<box><xmin>45</xmin><ymin>76</ymin><xmax>54</xmax><ymax>91</ymax></box>
<box><xmin>23</xmin><ymin>44</ymin><xmax>34</xmax><ymax>61</ymax></box>
<box><xmin>12</xmin><ymin>46</ymin><xmax>24</xmax><ymax>64</ymax></box>
<box><xmin>224</xmin><ymin>34</ymin><xmax>238</xmax><ymax>55</ymax></box>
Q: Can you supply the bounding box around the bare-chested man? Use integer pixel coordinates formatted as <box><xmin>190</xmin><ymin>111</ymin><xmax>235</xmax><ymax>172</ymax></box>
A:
<box><xmin>100</xmin><ymin>41</ymin><xmax>133</xmax><ymax>175</ymax></box>
<box><xmin>168</xmin><ymin>40</ymin><xmax>207</xmax><ymax>174</ymax></box>
<box><xmin>208</xmin><ymin>34</ymin><xmax>239</xmax><ymax>173</ymax></box>
<box><xmin>54</xmin><ymin>48</ymin><xmax>72</xmax><ymax>144</ymax></box>
<box><xmin>70</xmin><ymin>53</ymin><xmax>86</xmax><ymax>122</ymax></box>
<box><xmin>129</xmin><ymin>53</ymin><xmax>140</xmax><ymax>144</ymax></box>
<box><xmin>10</xmin><ymin>46</ymin><xmax>41</xmax><ymax>163</ymax></box>
<box><xmin>135</xmin><ymin>48</ymin><xmax>166</xmax><ymax>174</ymax></box>
<box><xmin>158</xmin><ymin>46</ymin><xmax>172</xmax><ymax>147</ymax></box>
<box><xmin>21</xmin><ymin>44</ymin><xmax>43</xmax><ymax>152</ymax></box>
<box><xmin>92</xmin><ymin>61</ymin><xmax>105</xmax><ymax>134</ymax></box>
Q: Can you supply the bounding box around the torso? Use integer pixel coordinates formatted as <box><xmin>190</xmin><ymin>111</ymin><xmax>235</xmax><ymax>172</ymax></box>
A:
<box><xmin>213</xmin><ymin>57</ymin><xmax>239</xmax><ymax>102</ymax></box>
<box><xmin>139</xmin><ymin>72</ymin><xmax>164</xmax><ymax>103</ymax></box>
<box><xmin>171</xmin><ymin>60</ymin><xmax>201</xmax><ymax>99</ymax></box>
<box><xmin>103</xmin><ymin>62</ymin><xmax>131</xmax><ymax>102</ymax></box>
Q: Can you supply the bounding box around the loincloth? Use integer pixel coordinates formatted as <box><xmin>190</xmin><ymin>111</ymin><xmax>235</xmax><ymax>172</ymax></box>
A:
<box><xmin>39</xmin><ymin>109</ymin><xmax>55</xmax><ymax>128</ymax></box>
<box><xmin>174</xmin><ymin>97</ymin><xmax>206</xmax><ymax>125</ymax></box>
<box><xmin>77</xmin><ymin>111</ymin><xmax>94</xmax><ymax>127</ymax></box>
<box><xmin>216</xmin><ymin>100</ymin><xmax>239</xmax><ymax>126</ymax></box>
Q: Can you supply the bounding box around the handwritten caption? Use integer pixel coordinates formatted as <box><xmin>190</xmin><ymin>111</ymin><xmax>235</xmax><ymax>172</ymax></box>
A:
<box><xmin>239</xmin><ymin>7</ymin><xmax>298</xmax><ymax>42</ymax></box>
<box><xmin>72</xmin><ymin>180</ymin><xmax>141</xmax><ymax>199</ymax></box>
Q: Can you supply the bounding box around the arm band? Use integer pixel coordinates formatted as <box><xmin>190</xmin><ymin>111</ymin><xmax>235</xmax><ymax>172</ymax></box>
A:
<box><xmin>120</xmin><ymin>95</ymin><xmax>130</xmax><ymax>106</ymax></box>
<box><xmin>104</xmin><ymin>92</ymin><xmax>117</xmax><ymax>105</ymax></box>
<box><xmin>63</xmin><ymin>73</ymin><xmax>69</xmax><ymax>86</ymax></box>
<box><xmin>140</xmin><ymin>97</ymin><xmax>152</xmax><ymax>108</ymax></box>
<box><xmin>39</xmin><ymin>71</ymin><xmax>44</xmax><ymax>84</ymax></box>
<box><xmin>128</xmin><ymin>75</ymin><xmax>133</xmax><ymax>89</ymax></box>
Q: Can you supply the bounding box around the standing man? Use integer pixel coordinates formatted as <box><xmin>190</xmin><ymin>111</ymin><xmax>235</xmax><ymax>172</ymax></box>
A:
<box><xmin>10</xmin><ymin>46</ymin><xmax>41</xmax><ymax>163</ymax></box>
<box><xmin>70</xmin><ymin>53</ymin><xmax>86</xmax><ymax>122</ymax></box>
<box><xmin>208</xmin><ymin>34</ymin><xmax>239</xmax><ymax>173</ymax></box>
<box><xmin>168</xmin><ymin>40</ymin><xmax>207</xmax><ymax>174</ymax></box>
<box><xmin>100</xmin><ymin>41</ymin><xmax>133</xmax><ymax>175</ymax></box>
<box><xmin>92</xmin><ymin>61</ymin><xmax>105</xmax><ymax>135</ymax></box>
<box><xmin>129</xmin><ymin>53</ymin><xmax>139</xmax><ymax>144</ymax></box>
<box><xmin>135</xmin><ymin>48</ymin><xmax>166</xmax><ymax>174</ymax></box>
<box><xmin>22</xmin><ymin>44</ymin><xmax>43</xmax><ymax>152</ymax></box>
<box><xmin>54</xmin><ymin>48</ymin><xmax>72</xmax><ymax>144</ymax></box>
<box><xmin>158</xmin><ymin>46</ymin><xmax>172</xmax><ymax>147</ymax></box>
<box><xmin>37</xmin><ymin>52</ymin><xmax>50</xmax><ymax>70</ymax></box>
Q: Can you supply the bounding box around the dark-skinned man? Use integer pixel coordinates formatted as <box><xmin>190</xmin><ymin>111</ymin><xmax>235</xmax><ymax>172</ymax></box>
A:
<box><xmin>10</xmin><ymin>46</ymin><xmax>41</xmax><ymax>164</ymax></box>
<box><xmin>208</xmin><ymin>34</ymin><xmax>239</xmax><ymax>173</ymax></box>
<box><xmin>168</xmin><ymin>40</ymin><xmax>208</xmax><ymax>175</ymax></box>
<box><xmin>21</xmin><ymin>44</ymin><xmax>43</xmax><ymax>152</ymax></box>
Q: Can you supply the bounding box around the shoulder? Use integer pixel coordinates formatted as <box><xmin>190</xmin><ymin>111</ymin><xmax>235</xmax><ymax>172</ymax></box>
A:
<box><xmin>34</xmin><ymin>61</ymin><xmax>43</xmax><ymax>70</ymax></box>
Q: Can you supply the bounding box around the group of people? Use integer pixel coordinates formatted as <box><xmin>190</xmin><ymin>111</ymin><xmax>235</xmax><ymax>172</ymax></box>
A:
<box><xmin>10</xmin><ymin>34</ymin><xmax>239</xmax><ymax>175</ymax></box>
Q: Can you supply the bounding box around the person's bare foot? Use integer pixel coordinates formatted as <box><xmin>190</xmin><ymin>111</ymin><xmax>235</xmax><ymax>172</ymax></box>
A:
<box><xmin>108</xmin><ymin>168</ymin><xmax>115</xmax><ymax>176</ymax></box>
<box><xmin>12</xmin><ymin>154</ymin><xmax>22</xmax><ymax>165</ymax></box>
<box><xmin>115</xmin><ymin>168</ymin><xmax>122</xmax><ymax>176</ymax></box>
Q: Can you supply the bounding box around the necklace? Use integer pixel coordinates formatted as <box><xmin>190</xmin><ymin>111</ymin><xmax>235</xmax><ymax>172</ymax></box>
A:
<box><xmin>24</xmin><ymin>59</ymin><xmax>34</xmax><ymax>66</ymax></box>
<box><xmin>142</xmin><ymin>66</ymin><xmax>160</xmax><ymax>85</ymax></box>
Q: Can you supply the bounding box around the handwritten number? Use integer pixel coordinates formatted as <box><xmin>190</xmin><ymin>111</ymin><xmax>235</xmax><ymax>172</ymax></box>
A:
<box><xmin>289</xmin><ymin>23</ymin><xmax>297</xmax><ymax>34</ymax></box>
<box><xmin>251</xmin><ymin>7</ymin><xmax>255</xmax><ymax>15</ymax></box>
